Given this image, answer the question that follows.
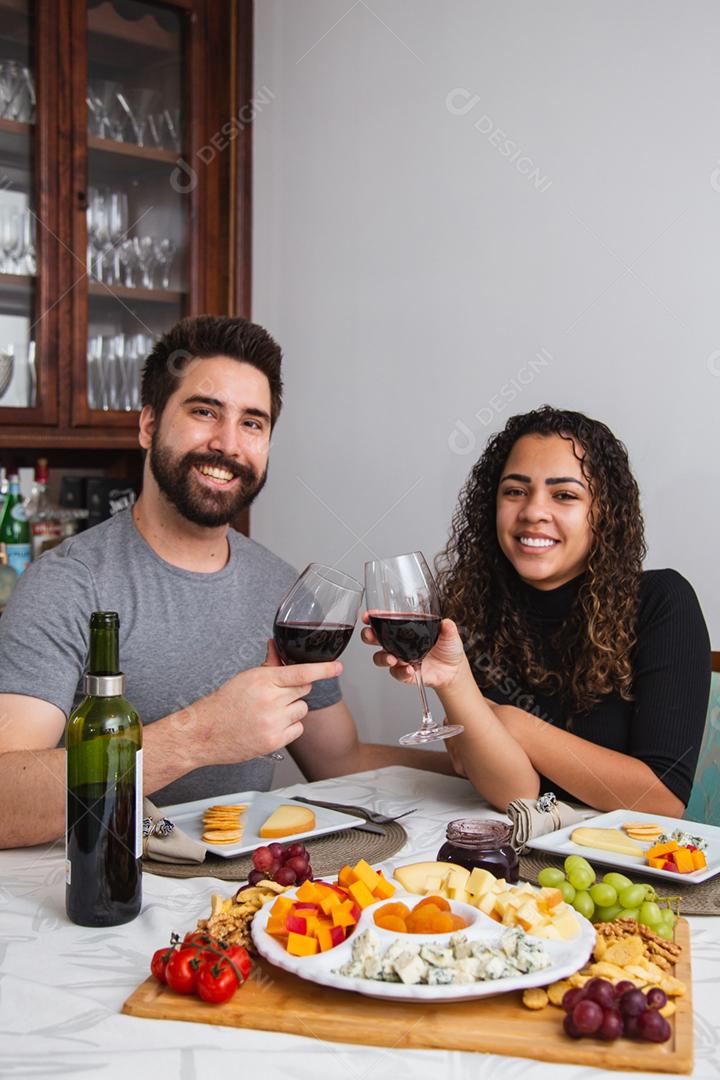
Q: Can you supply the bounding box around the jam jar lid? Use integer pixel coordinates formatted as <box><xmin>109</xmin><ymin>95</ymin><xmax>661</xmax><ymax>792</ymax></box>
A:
<box><xmin>444</xmin><ymin>818</ymin><xmax>513</xmax><ymax>849</ymax></box>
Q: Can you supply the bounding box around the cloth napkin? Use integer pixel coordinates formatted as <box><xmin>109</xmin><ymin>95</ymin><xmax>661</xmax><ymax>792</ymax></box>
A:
<box><xmin>506</xmin><ymin>792</ymin><xmax>594</xmax><ymax>853</ymax></box>
<box><xmin>142</xmin><ymin>798</ymin><xmax>206</xmax><ymax>864</ymax></box>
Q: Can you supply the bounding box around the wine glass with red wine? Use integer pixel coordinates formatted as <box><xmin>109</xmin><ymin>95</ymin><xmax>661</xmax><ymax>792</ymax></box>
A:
<box><xmin>365</xmin><ymin>551</ymin><xmax>464</xmax><ymax>745</ymax></box>
<box><xmin>273</xmin><ymin>563</ymin><xmax>364</xmax><ymax>665</ymax></box>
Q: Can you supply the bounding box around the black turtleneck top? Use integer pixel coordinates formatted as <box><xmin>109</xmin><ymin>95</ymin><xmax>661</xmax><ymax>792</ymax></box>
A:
<box><xmin>483</xmin><ymin>569</ymin><xmax>711</xmax><ymax>806</ymax></box>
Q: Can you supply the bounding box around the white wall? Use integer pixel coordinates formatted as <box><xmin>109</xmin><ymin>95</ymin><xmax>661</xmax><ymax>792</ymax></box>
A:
<box><xmin>251</xmin><ymin>0</ymin><xmax>720</xmax><ymax>779</ymax></box>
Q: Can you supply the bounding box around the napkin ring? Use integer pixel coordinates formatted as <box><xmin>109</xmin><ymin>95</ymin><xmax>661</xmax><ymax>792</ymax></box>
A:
<box><xmin>535</xmin><ymin>791</ymin><xmax>561</xmax><ymax>830</ymax></box>
<box><xmin>142</xmin><ymin>816</ymin><xmax>175</xmax><ymax>839</ymax></box>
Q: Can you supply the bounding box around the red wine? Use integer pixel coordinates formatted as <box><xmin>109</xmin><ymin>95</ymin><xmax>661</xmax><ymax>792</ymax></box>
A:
<box><xmin>369</xmin><ymin>612</ymin><xmax>441</xmax><ymax>663</ymax></box>
<box><xmin>66</xmin><ymin>779</ymin><xmax>141</xmax><ymax>926</ymax></box>
<box><xmin>274</xmin><ymin>621</ymin><xmax>354</xmax><ymax>664</ymax></box>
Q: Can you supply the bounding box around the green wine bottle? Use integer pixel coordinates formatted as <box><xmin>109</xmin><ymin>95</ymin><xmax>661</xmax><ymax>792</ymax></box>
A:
<box><xmin>0</xmin><ymin>475</ymin><xmax>31</xmax><ymax>576</ymax></box>
<box><xmin>65</xmin><ymin>611</ymin><xmax>143</xmax><ymax>926</ymax></box>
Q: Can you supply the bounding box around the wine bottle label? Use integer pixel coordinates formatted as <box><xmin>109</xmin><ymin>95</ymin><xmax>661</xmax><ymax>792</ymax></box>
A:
<box><xmin>135</xmin><ymin>748</ymin><xmax>144</xmax><ymax>859</ymax></box>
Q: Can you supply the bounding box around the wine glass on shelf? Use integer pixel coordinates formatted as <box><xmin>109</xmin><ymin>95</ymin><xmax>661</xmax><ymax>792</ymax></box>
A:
<box><xmin>364</xmin><ymin>551</ymin><xmax>464</xmax><ymax>745</ymax></box>
<box><xmin>117</xmin><ymin>88</ymin><xmax>157</xmax><ymax>148</ymax></box>
<box><xmin>269</xmin><ymin>564</ymin><xmax>363</xmax><ymax>760</ymax></box>
<box><xmin>153</xmin><ymin>237</ymin><xmax>176</xmax><ymax>290</ymax></box>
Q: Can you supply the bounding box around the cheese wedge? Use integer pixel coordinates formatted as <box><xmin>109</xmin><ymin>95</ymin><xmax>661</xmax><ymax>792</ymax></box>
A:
<box><xmin>258</xmin><ymin>804</ymin><xmax>316</xmax><ymax>838</ymax></box>
<box><xmin>570</xmin><ymin>827</ymin><xmax>644</xmax><ymax>857</ymax></box>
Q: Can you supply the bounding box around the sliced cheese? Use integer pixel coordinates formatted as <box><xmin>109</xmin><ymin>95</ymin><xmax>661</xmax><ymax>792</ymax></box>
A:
<box><xmin>258</xmin><ymin>804</ymin><xmax>316</xmax><ymax>838</ymax></box>
<box><xmin>392</xmin><ymin>860</ymin><xmax>464</xmax><ymax>893</ymax></box>
<box><xmin>571</xmin><ymin>827</ymin><xmax>644</xmax><ymax>857</ymax></box>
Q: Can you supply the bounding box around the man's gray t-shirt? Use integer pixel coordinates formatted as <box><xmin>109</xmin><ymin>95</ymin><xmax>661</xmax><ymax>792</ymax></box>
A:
<box><xmin>0</xmin><ymin>509</ymin><xmax>342</xmax><ymax>804</ymax></box>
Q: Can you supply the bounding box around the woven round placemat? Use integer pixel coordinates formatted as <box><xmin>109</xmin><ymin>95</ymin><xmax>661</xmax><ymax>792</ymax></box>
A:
<box><xmin>519</xmin><ymin>851</ymin><xmax>720</xmax><ymax>915</ymax></box>
<box><xmin>143</xmin><ymin>820</ymin><xmax>409</xmax><ymax>882</ymax></box>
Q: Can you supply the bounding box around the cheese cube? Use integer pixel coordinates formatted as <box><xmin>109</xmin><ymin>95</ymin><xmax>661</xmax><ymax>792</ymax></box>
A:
<box><xmin>287</xmin><ymin>932</ymin><xmax>319</xmax><ymax>956</ymax></box>
<box><xmin>347</xmin><ymin>879</ymin><xmax>375</xmax><ymax>909</ymax></box>
<box><xmin>466</xmin><ymin>867</ymin><xmax>496</xmax><ymax>898</ymax></box>
<box><xmin>352</xmin><ymin>859</ymin><xmax>381</xmax><ymax>893</ymax></box>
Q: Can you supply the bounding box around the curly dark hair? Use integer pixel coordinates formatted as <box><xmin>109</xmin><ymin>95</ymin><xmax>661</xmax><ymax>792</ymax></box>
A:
<box><xmin>435</xmin><ymin>406</ymin><xmax>647</xmax><ymax>715</ymax></box>
<box><xmin>141</xmin><ymin>315</ymin><xmax>283</xmax><ymax>425</ymax></box>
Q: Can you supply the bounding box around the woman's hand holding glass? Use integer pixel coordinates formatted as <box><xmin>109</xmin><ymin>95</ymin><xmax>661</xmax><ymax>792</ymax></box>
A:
<box><xmin>360</xmin><ymin>614</ymin><xmax>469</xmax><ymax>691</ymax></box>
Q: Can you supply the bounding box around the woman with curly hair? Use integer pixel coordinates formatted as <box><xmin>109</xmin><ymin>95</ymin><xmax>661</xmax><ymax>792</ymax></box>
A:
<box><xmin>363</xmin><ymin>406</ymin><xmax>710</xmax><ymax>812</ymax></box>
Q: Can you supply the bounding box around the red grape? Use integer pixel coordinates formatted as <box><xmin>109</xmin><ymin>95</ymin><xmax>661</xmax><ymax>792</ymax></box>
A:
<box><xmin>252</xmin><ymin>846</ymin><xmax>274</xmax><ymax>872</ymax></box>
<box><xmin>247</xmin><ymin>869</ymin><xmax>266</xmax><ymax>887</ymax></box>
<box><xmin>561</xmin><ymin>987</ymin><xmax>586</xmax><ymax>1013</ymax></box>
<box><xmin>619</xmin><ymin>989</ymin><xmax>647</xmax><ymax>1017</ymax></box>
<box><xmin>597</xmin><ymin>1009</ymin><xmax>623</xmax><ymax>1041</ymax></box>
<box><xmin>305</xmin><ymin>865</ymin><xmax>314</xmax><ymax>880</ymax></box>
<box><xmin>274</xmin><ymin>866</ymin><xmax>297</xmax><ymax>886</ymax></box>
<box><xmin>584</xmin><ymin>979</ymin><xmax>616</xmax><ymax>1011</ymax></box>
<box><xmin>645</xmin><ymin>987</ymin><xmax>667</xmax><ymax>1010</ymax></box>
<box><xmin>572</xmin><ymin>1000</ymin><xmax>604</xmax><ymax>1035</ymax></box>
<box><xmin>563</xmin><ymin>1014</ymin><xmax>583</xmax><ymax>1038</ymax></box>
<box><xmin>623</xmin><ymin>1015</ymin><xmax>640</xmax><ymax>1038</ymax></box>
<box><xmin>286</xmin><ymin>843</ymin><xmax>307</xmax><ymax>859</ymax></box>
<box><xmin>268</xmin><ymin>843</ymin><xmax>284</xmax><ymax>861</ymax></box>
<box><xmin>636</xmin><ymin>1008</ymin><xmax>671</xmax><ymax>1043</ymax></box>
<box><xmin>285</xmin><ymin>856</ymin><xmax>309</xmax><ymax>877</ymax></box>
<box><xmin>614</xmin><ymin>979</ymin><xmax>635</xmax><ymax>998</ymax></box>
<box><xmin>268</xmin><ymin>859</ymin><xmax>281</xmax><ymax>878</ymax></box>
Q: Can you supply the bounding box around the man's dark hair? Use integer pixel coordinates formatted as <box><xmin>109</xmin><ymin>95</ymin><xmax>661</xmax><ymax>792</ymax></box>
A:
<box><xmin>141</xmin><ymin>314</ymin><xmax>283</xmax><ymax>424</ymax></box>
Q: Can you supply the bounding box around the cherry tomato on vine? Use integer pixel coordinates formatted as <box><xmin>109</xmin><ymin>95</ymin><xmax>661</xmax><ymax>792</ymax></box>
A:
<box><xmin>222</xmin><ymin>944</ymin><xmax>252</xmax><ymax>982</ymax></box>
<box><xmin>196</xmin><ymin>960</ymin><xmax>239</xmax><ymax>1004</ymax></box>
<box><xmin>165</xmin><ymin>946</ymin><xmax>203</xmax><ymax>995</ymax></box>
<box><xmin>150</xmin><ymin>946</ymin><xmax>175</xmax><ymax>984</ymax></box>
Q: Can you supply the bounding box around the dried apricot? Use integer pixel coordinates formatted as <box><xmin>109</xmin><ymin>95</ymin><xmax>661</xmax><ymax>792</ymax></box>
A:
<box><xmin>414</xmin><ymin>895</ymin><xmax>451</xmax><ymax>912</ymax></box>
<box><xmin>374</xmin><ymin>914</ymin><xmax>408</xmax><ymax>932</ymax></box>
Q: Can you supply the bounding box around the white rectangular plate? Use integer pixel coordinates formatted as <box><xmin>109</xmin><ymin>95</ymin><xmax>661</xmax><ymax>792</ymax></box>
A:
<box><xmin>527</xmin><ymin>808</ymin><xmax>720</xmax><ymax>884</ymax></box>
<box><xmin>158</xmin><ymin>791</ymin><xmax>366</xmax><ymax>858</ymax></box>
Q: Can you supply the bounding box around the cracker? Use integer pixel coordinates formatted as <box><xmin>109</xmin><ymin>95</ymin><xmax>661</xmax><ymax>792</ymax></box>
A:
<box><xmin>547</xmin><ymin>979</ymin><xmax>572</xmax><ymax>1006</ymax></box>
<box><xmin>522</xmin><ymin>987</ymin><xmax>549</xmax><ymax>1010</ymax></box>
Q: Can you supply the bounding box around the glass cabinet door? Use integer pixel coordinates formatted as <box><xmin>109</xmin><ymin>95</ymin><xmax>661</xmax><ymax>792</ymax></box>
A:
<box><xmin>75</xmin><ymin>0</ymin><xmax>189</xmax><ymax>421</ymax></box>
<box><xmin>0</xmin><ymin>0</ymin><xmax>57</xmax><ymax>423</ymax></box>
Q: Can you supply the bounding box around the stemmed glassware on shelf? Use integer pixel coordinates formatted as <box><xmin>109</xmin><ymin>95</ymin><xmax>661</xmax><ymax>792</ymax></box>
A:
<box><xmin>365</xmin><ymin>551</ymin><xmax>464</xmax><ymax>745</ymax></box>
<box><xmin>87</xmin><ymin>331</ymin><xmax>152</xmax><ymax>411</ymax></box>
<box><xmin>0</xmin><ymin>60</ymin><xmax>35</xmax><ymax>123</ymax></box>
<box><xmin>86</xmin><ymin>79</ymin><xmax>181</xmax><ymax>151</ymax></box>
<box><xmin>85</xmin><ymin>187</ymin><xmax>177</xmax><ymax>291</ymax></box>
<box><xmin>0</xmin><ymin>205</ymin><xmax>35</xmax><ymax>275</ymax></box>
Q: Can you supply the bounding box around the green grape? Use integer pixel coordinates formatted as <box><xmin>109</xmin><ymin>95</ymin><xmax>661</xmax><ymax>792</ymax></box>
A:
<box><xmin>559</xmin><ymin>879</ymin><xmax>576</xmax><ymax>904</ymax></box>
<box><xmin>655</xmin><ymin>923</ymin><xmax>675</xmax><ymax>940</ymax></box>
<box><xmin>564</xmin><ymin>855</ymin><xmax>594</xmax><ymax>876</ymax></box>
<box><xmin>638</xmin><ymin>901</ymin><xmax>662</xmax><ymax>928</ymax></box>
<box><xmin>618</xmin><ymin>884</ymin><xmax>647</xmax><ymax>909</ymax></box>
<box><xmin>656</xmin><ymin>908</ymin><xmax>676</xmax><ymax>929</ymax></box>
<box><xmin>592</xmin><ymin>903</ymin><xmax>623</xmax><ymax>923</ymax></box>
<box><xmin>602</xmin><ymin>871</ymin><xmax>633</xmax><ymax>892</ymax></box>
<box><xmin>572</xmin><ymin>890</ymin><xmax>595</xmax><ymax>919</ymax></box>
<box><xmin>567</xmin><ymin>866</ymin><xmax>595</xmax><ymax>892</ymax></box>
<box><xmin>642</xmin><ymin>884</ymin><xmax>657</xmax><ymax>902</ymax></box>
<box><xmin>617</xmin><ymin>907</ymin><xmax>640</xmax><ymax>920</ymax></box>
<box><xmin>538</xmin><ymin>867</ymin><xmax>566</xmax><ymax>888</ymax></box>
<box><xmin>589</xmin><ymin>883</ymin><xmax>618</xmax><ymax>908</ymax></box>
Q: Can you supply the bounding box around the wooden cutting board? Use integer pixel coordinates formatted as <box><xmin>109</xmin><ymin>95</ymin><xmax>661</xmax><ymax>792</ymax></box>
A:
<box><xmin>122</xmin><ymin>918</ymin><xmax>693</xmax><ymax>1073</ymax></box>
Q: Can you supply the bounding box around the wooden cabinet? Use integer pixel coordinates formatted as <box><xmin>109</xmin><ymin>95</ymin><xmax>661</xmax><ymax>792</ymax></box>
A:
<box><xmin>0</xmin><ymin>0</ymin><xmax>251</xmax><ymax>469</ymax></box>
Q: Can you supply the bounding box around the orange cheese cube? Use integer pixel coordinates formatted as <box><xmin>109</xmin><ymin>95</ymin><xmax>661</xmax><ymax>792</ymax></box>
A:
<box><xmin>316</xmin><ymin>927</ymin><xmax>335</xmax><ymax>952</ymax></box>
<box><xmin>338</xmin><ymin>865</ymin><xmax>358</xmax><ymax>888</ymax></box>
<box><xmin>295</xmin><ymin>880</ymin><xmax>324</xmax><ymax>904</ymax></box>
<box><xmin>332</xmin><ymin>904</ymin><xmax>356</xmax><ymax>928</ymax></box>
<box><xmin>673</xmin><ymin>847</ymin><xmax>695</xmax><ymax>873</ymax></box>
<box><xmin>304</xmin><ymin>915</ymin><xmax>322</xmax><ymax>936</ymax></box>
<box><xmin>647</xmin><ymin>841</ymin><xmax>679</xmax><ymax>858</ymax></box>
<box><xmin>647</xmin><ymin>857</ymin><xmax>667</xmax><ymax>869</ymax></box>
<box><xmin>266</xmin><ymin>917</ymin><xmax>288</xmax><ymax>937</ymax></box>
<box><xmin>320</xmin><ymin>891</ymin><xmax>342</xmax><ymax>914</ymax></box>
<box><xmin>352</xmin><ymin>859</ymin><xmax>381</xmax><ymax>893</ymax></box>
<box><xmin>373</xmin><ymin>873</ymin><xmax>395</xmax><ymax>899</ymax></box>
<box><xmin>287</xmin><ymin>931</ymin><xmax>319</xmax><ymax>956</ymax></box>
<box><xmin>347</xmin><ymin>879</ymin><xmax>376</xmax><ymax>909</ymax></box>
<box><xmin>692</xmin><ymin>849</ymin><xmax>707</xmax><ymax>870</ymax></box>
<box><xmin>270</xmin><ymin>895</ymin><xmax>295</xmax><ymax>919</ymax></box>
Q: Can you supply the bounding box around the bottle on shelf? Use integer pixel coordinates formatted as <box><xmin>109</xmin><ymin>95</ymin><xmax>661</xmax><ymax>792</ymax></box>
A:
<box><xmin>0</xmin><ymin>474</ymin><xmax>31</xmax><ymax>577</ymax></box>
<box><xmin>0</xmin><ymin>545</ymin><xmax>18</xmax><ymax>610</ymax></box>
<box><xmin>24</xmin><ymin>457</ymin><xmax>63</xmax><ymax>558</ymax></box>
<box><xmin>0</xmin><ymin>467</ymin><xmax>8</xmax><ymax>519</ymax></box>
<box><xmin>65</xmin><ymin>611</ymin><xmax>143</xmax><ymax>927</ymax></box>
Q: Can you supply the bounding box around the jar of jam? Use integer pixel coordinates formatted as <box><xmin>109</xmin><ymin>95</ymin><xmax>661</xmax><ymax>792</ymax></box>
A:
<box><xmin>436</xmin><ymin>819</ymin><xmax>519</xmax><ymax>883</ymax></box>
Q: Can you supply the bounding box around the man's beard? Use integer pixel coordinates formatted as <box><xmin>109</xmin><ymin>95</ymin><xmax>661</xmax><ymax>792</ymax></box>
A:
<box><xmin>149</xmin><ymin>436</ymin><xmax>268</xmax><ymax>527</ymax></box>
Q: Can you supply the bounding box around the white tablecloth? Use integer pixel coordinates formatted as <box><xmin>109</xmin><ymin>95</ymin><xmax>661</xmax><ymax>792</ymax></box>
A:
<box><xmin>1</xmin><ymin>766</ymin><xmax>719</xmax><ymax>1079</ymax></box>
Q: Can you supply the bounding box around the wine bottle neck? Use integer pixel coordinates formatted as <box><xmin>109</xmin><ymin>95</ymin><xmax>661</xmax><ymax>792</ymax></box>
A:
<box><xmin>88</xmin><ymin>625</ymin><xmax>119</xmax><ymax>675</ymax></box>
